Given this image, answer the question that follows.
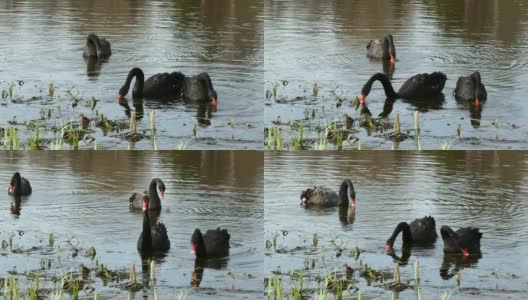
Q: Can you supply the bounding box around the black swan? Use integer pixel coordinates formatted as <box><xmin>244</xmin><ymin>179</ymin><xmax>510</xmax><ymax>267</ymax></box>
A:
<box><xmin>385</xmin><ymin>216</ymin><xmax>437</xmax><ymax>252</ymax></box>
<box><xmin>182</xmin><ymin>72</ymin><xmax>218</xmax><ymax>107</ymax></box>
<box><xmin>191</xmin><ymin>228</ymin><xmax>230</xmax><ymax>259</ymax></box>
<box><xmin>129</xmin><ymin>178</ymin><xmax>165</xmax><ymax>210</ymax></box>
<box><xmin>454</xmin><ymin>71</ymin><xmax>487</xmax><ymax>106</ymax></box>
<box><xmin>118</xmin><ymin>67</ymin><xmax>185</xmax><ymax>101</ymax></box>
<box><xmin>300</xmin><ymin>179</ymin><xmax>356</xmax><ymax>207</ymax></box>
<box><xmin>82</xmin><ymin>33</ymin><xmax>111</xmax><ymax>59</ymax></box>
<box><xmin>360</xmin><ymin>72</ymin><xmax>447</xmax><ymax>103</ymax></box>
<box><xmin>8</xmin><ymin>172</ymin><xmax>32</xmax><ymax>196</ymax></box>
<box><xmin>137</xmin><ymin>197</ymin><xmax>170</xmax><ymax>253</ymax></box>
<box><xmin>366</xmin><ymin>34</ymin><xmax>396</xmax><ymax>63</ymax></box>
<box><xmin>441</xmin><ymin>225</ymin><xmax>482</xmax><ymax>256</ymax></box>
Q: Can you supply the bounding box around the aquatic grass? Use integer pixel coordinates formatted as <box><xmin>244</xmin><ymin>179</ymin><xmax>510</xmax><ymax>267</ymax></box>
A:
<box><xmin>3</xmin><ymin>127</ymin><xmax>20</xmax><ymax>150</ymax></box>
<box><xmin>28</xmin><ymin>121</ymin><xmax>40</xmax><ymax>150</ymax></box>
<box><xmin>177</xmin><ymin>288</ymin><xmax>194</xmax><ymax>300</ymax></box>
<box><xmin>176</xmin><ymin>138</ymin><xmax>194</xmax><ymax>150</ymax></box>
<box><xmin>267</xmin><ymin>127</ymin><xmax>284</xmax><ymax>150</ymax></box>
<box><xmin>313</xmin><ymin>83</ymin><xmax>319</xmax><ymax>97</ymax></box>
<box><xmin>48</xmin><ymin>83</ymin><xmax>55</xmax><ymax>97</ymax></box>
<box><xmin>292</xmin><ymin>121</ymin><xmax>303</xmax><ymax>150</ymax></box>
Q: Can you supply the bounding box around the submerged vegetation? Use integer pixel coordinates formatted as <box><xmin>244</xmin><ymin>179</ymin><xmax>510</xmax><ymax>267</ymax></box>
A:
<box><xmin>265</xmin><ymin>81</ymin><xmax>519</xmax><ymax>150</ymax></box>
<box><xmin>0</xmin><ymin>231</ymin><xmax>189</xmax><ymax>299</ymax></box>
<box><xmin>0</xmin><ymin>80</ymin><xmax>247</xmax><ymax>150</ymax></box>
<box><xmin>265</xmin><ymin>231</ymin><xmax>465</xmax><ymax>299</ymax></box>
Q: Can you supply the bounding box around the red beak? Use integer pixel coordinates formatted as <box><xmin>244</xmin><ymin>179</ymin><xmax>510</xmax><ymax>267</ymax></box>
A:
<box><xmin>360</xmin><ymin>95</ymin><xmax>366</xmax><ymax>104</ymax></box>
<box><xmin>191</xmin><ymin>243</ymin><xmax>197</xmax><ymax>254</ymax></box>
<box><xmin>160</xmin><ymin>191</ymin><xmax>165</xmax><ymax>199</ymax></box>
<box><xmin>212</xmin><ymin>98</ymin><xmax>218</xmax><ymax>112</ymax></box>
<box><xmin>390</xmin><ymin>55</ymin><xmax>396</xmax><ymax>63</ymax></box>
<box><xmin>8</xmin><ymin>184</ymin><xmax>14</xmax><ymax>193</ymax></box>
<box><xmin>385</xmin><ymin>244</ymin><xmax>392</xmax><ymax>252</ymax></box>
<box><xmin>351</xmin><ymin>198</ymin><xmax>356</xmax><ymax>207</ymax></box>
<box><xmin>475</xmin><ymin>98</ymin><xmax>480</xmax><ymax>106</ymax></box>
<box><xmin>461</xmin><ymin>248</ymin><xmax>469</xmax><ymax>256</ymax></box>
<box><xmin>118</xmin><ymin>94</ymin><xmax>124</xmax><ymax>102</ymax></box>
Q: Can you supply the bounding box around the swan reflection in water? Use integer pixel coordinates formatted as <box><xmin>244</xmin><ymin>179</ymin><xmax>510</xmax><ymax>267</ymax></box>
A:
<box><xmin>10</xmin><ymin>195</ymin><xmax>23</xmax><ymax>217</ymax></box>
<box><xmin>119</xmin><ymin>97</ymin><xmax>214</xmax><ymax>126</ymax></box>
<box><xmin>440</xmin><ymin>253</ymin><xmax>482</xmax><ymax>280</ymax></box>
<box><xmin>191</xmin><ymin>257</ymin><xmax>230</xmax><ymax>287</ymax></box>
<box><xmin>84</xmin><ymin>56</ymin><xmax>106</xmax><ymax>78</ymax></box>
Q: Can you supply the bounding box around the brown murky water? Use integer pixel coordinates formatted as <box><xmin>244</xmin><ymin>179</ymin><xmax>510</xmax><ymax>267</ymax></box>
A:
<box><xmin>265</xmin><ymin>0</ymin><xmax>528</xmax><ymax>149</ymax></box>
<box><xmin>0</xmin><ymin>0</ymin><xmax>263</xmax><ymax>150</ymax></box>
<box><xmin>265</xmin><ymin>151</ymin><xmax>528</xmax><ymax>299</ymax></box>
<box><xmin>1</xmin><ymin>151</ymin><xmax>263</xmax><ymax>299</ymax></box>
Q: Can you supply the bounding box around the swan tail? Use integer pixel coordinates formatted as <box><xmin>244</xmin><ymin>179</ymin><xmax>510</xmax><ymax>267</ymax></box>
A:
<box><xmin>430</xmin><ymin>72</ymin><xmax>447</xmax><ymax>92</ymax></box>
<box><xmin>215</xmin><ymin>227</ymin><xmax>230</xmax><ymax>241</ymax></box>
<box><xmin>154</xmin><ymin>222</ymin><xmax>169</xmax><ymax>238</ymax></box>
<box><xmin>467</xmin><ymin>227</ymin><xmax>483</xmax><ymax>238</ymax></box>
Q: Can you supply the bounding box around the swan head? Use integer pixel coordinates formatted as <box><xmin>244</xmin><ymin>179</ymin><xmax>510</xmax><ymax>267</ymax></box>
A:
<box><xmin>209</xmin><ymin>89</ymin><xmax>218</xmax><ymax>110</ymax></box>
<box><xmin>190</xmin><ymin>229</ymin><xmax>204</xmax><ymax>256</ymax></box>
<box><xmin>142</xmin><ymin>196</ymin><xmax>149</xmax><ymax>211</ymax></box>
<box><xmin>159</xmin><ymin>185</ymin><xmax>166</xmax><ymax>199</ymax></box>
<box><xmin>360</xmin><ymin>94</ymin><xmax>367</xmax><ymax>104</ymax></box>
<box><xmin>300</xmin><ymin>188</ymin><xmax>312</xmax><ymax>205</ymax></box>
<box><xmin>9</xmin><ymin>172</ymin><xmax>21</xmax><ymax>193</ymax></box>
<box><xmin>387</xmin><ymin>34</ymin><xmax>396</xmax><ymax>63</ymax></box>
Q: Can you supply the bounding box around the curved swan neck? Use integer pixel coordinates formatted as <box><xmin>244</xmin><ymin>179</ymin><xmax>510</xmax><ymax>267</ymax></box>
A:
<box><xmin>148</xmin><ymin>178</ymin><xmax>163</xmax><ymax>209</ymax></box>
<box><xmin>387</xmin><ymin>222</ymin><xmax>412</xmax><ymax>246</ymax></box>
<box><xmin>382</xmin><ymin>37</ymin><xmax>390</xmax><ymax>59</ymax></box>
<box><xmin>363</xmin><ymin>73</ymin><xmax>399</xmax><ymax>99</ymax></box>
<box><xmin>191</xmin><ymin>229</ymin><xmax>206</xmax><ymax>257</ymax></box>
<box><xmin>141</xmin><ymin>210</ymin><xmax>152</xmax><ymax>250</ymax></box>
<box><xmin>87</xmin><ymin>34</ymin><xmax>102</xmax><ymax>57</ymax></box>
<box><xmin>387</xmin><ymin>34</ymin><xmax>396</xmax><ymax>58</ymax></box>
<box><xmin>472</xmin><ymin>72</ymin><xmax>482</xmax><ymax>98</ymax></box>
<box><xmin>12</xmin><ymin>173</ymin><xmax>21</xmax><ymax>191</ymax></box>
<box><xmin>120</xmin><ymin>68</ymin><xmax>145</xmax><ymax>98</ymax></box>
<box><xmin>338</xmin><ymin>179</ymin><xmax>355</xmax><ymax>206</ymax></box>
<box><xmin>440</xmin><ymin>225</ymin><xmax>458</xmax><ymax>240</ymax></box>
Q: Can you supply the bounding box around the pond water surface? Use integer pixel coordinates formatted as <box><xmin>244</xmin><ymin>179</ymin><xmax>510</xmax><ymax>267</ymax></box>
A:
<box><xmin>265</xmin><ymin>151</ymin><xmax>528</xmax><ymax>299</ymax></box>
<box><xmin>265</xmin><ymin>0</ymin><xmax>528</xmax><ymax>149</ymax></box>
<box><xmin>0</xmin><ymin>151</ymin><xmax>263</xmax><ymax>299</ymax></box>
<box><xmin>0</xmin><ymin>0</ymin><xmax>263</xmax><ymax>150</ymax></box>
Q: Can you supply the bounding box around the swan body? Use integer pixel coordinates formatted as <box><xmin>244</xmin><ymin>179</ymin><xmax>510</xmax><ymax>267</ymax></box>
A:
<box><xmin>366</xmin><ymin>34</ymin><xmax>396</xmax><ymax>62</ymax></box>
<box><xmin>83</xmin><ymin>33</ymin><xmax>111</xmax><ymax>59</ymax></box>
<box><xmin>118</xmin><ymin>68</ymin><xmax>185</xmax><ymax>101</ymax></box>
<box><xmin>454</xmin><ymin>71</ymin><xmax>487</xmax><ymax>105</ymax></box>
<box><xmin>137</xmin><ymin>198</ymin><xmax>170</xmax><ymax>252</ymax></box>
<box><xmin>8</xmin><ymin>172</ymin><xmax>32</xmax><ymax>196</ymax></box>
<box><xmin>361</xmin><ymin>72</ymin><xmax>447</xmax><ymax>103</ymax></box>
<box><xmin>191</xmin><ymin>228</ymin><xmax>230</xmax><ymax>258</ymax></box>
<box><xmin>183</xmin><ymin>72</ymin><xmax>218</xmax><ymax>106</ymax></box>
<box><xmin>300</xmin><ymin>179</ymin><xmax>356</xmax><ymax>207</ymax></box>
<box><xmin>441</xmin><ymin>225</ymin><xmax>482</xmax><ymax>256</ymax></box>
<box><xmin>385</xmin><ymin>216</ymin><xmax>437</xmax><ymax>251</ymax></box>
